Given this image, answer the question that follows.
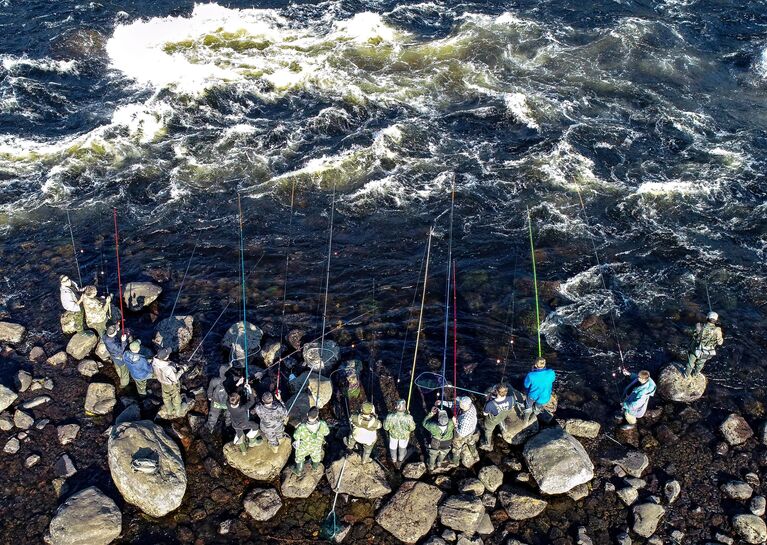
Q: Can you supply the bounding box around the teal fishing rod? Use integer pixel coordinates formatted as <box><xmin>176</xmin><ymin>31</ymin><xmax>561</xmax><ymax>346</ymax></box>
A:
<box><xmin>237</xmin><ymin>194</ymin><xmax>249</xmax><ymax>378</ymax></box>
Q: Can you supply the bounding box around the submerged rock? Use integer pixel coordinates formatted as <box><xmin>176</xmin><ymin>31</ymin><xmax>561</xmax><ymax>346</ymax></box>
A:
<box><xmin>84</xmin><ymin>383</ymin><xmax>116</xmax><ymax>416</ymax></box>
<box><xmin>153</xmin><ymin>315</ymin><xmax>194</xmax><ymax>352</ymax></box>
<box><xmin>47</xmin><ymin>486</ymin><xmax>121</xmax><ymax>545</ymax></box>
<box><xmin>16</xmin><ymin>370</ymin><xmax>32</xmax><ymax>392</ymax></box>
<box><xmin>107</xmin><ymin>420</ymin><xmax>187</xmax><ymax>517</ymax></box>
<box><xmin>632</xmin><ymin>502</ymin><xmax>665</xmax><ymax>538</ymax></box>
<box><xmin>0</xmin><ymin>321</ymin><xmax>26</xmax><ymax>344</ymax></box>
<box><xmin>281</xmin><ymin>463</ymin><xmax>324</xmax><ymax>498</ymax></box>
<box><xmin>124</xmin><ymin>282</ymin><xmax>162</xmax><ymax>311</ymax></box>
<box><xmin>720</xmin><ymin>414</ymin><xmax>754</xmax><ymax>446</ymax></box>
<box><xmin>223</xmin><ymin>437</ymin><xmax>291</xmax><ymax>481</ymax></box>
<box><xmin>243</xmin><ymin>488</ymin><xmax>283</xmax><ymax>521</ymax></box>
<box><xmin>326</xmin><ymin>453</ymin><xmax>391</xmax><ymax>499</ymax></box>
<box><xmin>732</xmin><ymin>514</ymin><xmax>767</xmax><ymax>544</ymax></box>
<box><xmin>376</xmin><ymin>481</ymin><xmax>443</xmax><ymax>543</ymax></box>
<box><xmin>560</xmin><ymin>418</ymin><xmax>601</xmax><ymax>439</ymax></box>
<box><xmin>610</xmin><ymin>451</ymin><xmax>650</xmax><ymax>479</ymax></box>
<box><xmin>302</xmin><ymin>340</ymin><xmax>340</xmax><ymax>371</ymax></box>
<box><xmin>77</xmin><ymin>360</ymin><xmax>101</xmax><ymax>377</ymax></box>
<box><xmin>522</xmin><ymin>427</ymin><xmax>594</xmax><ymax>494</ymax></box>
<box><xmin>66</xmin><ymin>331</ymin><xmax>98</xmax><ymax>360</ymax></box>
<box><xmin>657</xmin><ymin>365</ymin><xmax>707</xmax><ymax>402</ymax></box>
<box><xmin>438</xmin><ymin>494</ymin><xmax>486</xmax><ymax>535</ymax></box>
<box><xmin>221</xmin><ymin>321</ymin><xmax>263</xmax><ymax>365</ymax></box>
<box><xmin>497</xmin><ymin>486</ymin><xmax>548</xmax><ymax>520</ymax></box>
<box><xmin>0</xmin><ymin>385</ymin><xmax>18</xmax><ymax>413</ymax></box>
<box><xmin>722</xmin><ymin>481</ymin><xmax>754</xmax><ymax>501</ymax></box>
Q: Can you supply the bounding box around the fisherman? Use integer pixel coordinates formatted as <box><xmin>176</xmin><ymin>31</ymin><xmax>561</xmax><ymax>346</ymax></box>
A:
<box><xmin>122</xmin><ymin>340</ymin><xmax>153</xmax><ymax>397</ymax></box>
<box><xmin>382</xmin><ymin>399</ymin><xmax>416</xmax><ymax>468</ymax></box>
<box><xmin>343</xmin><ymin>401</ymin><xmax>381</xmax><ymax>464</ymax></box>
<box><xmin>438</xmin><ymin>396</ymin><xmax>479</xmax><ymax>466</ymax></box>
<box><xmin>102</xmin><ymin>325</ymin><xmax>130</xmax><ymax>389</ymax></box>
<box><xmin>620</xmin><ymin>369</ymin><xmax>656</xmax><ymax>429</ymax></box>
<box><xmin>81</xmin><ymin>285</ymin><xmax>112</xmax><ymax>336</ymax></box>
<box><xmin>206</xmin><ymin>362</ymin><xmax>233</xmax><ymax>433</ymax></box>
<box><xmin>227</xmin><ymin>387</ymin><xmax>262</xmax><ymax>454</ymax></box>
<box><xmin>423</xmin><ymin>407</ymin><xmax>454</xmax><ymax>471</ymax></box>
<box><xmin>254</xmin><ymin>391</ymin><xmax>288</xmax><ymax>453</ymax></box>
<box><xmin>342</xmin><ymin>360</ymin><xmax>362</xmax><ymax>399</ymax></box>
<box><xmin>151</xmin><ymin>348</ymin><xmax>188</xmax><ymax>418</ymax></box>
<box><xmin>479</xmin><ymin>384</ymin><xmax>514</xmax><ymax>451</ymax></box>
<box><xmin>685</xmin><ymin>311</ymin><xmax>724</xmax><ymax>377</ymax></box>
<box><xmin>292</xmin><ymin>407</ymin><xmax>330</xmax><ymax>475</ymax></box>
<box><xmin>523</xmin><ymin>357</ymin><xmax>556</xmax><ymax>425</ymax></box>
<box><xmin>59</xmin><ymin>275</ymin><xmax>84</xmax><ymax>332</ymax></box>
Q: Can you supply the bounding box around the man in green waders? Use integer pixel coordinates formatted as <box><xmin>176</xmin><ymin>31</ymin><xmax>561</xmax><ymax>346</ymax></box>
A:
<box><xmin>343</xmin><ymin>402</ymin><xmax>381</xmax><ymax>464</ymax></box>
<box><xmin>685</xmin><ymin>311</ymin><xmax>724</xmax><ymax>377</ymax></box>
<box><xmin>479</xmin><ymin>384</ymin><xmax>514</xmax><ymax>451</ymax></box>
<box><xmin>423</xmin><ymin>408</ymin><xmax>454</xmax><ymax>471</ymax></box>
<box><xmin>292</xmin><ymin>407</ymin><xmax>330</xmax><ymax>475</ymax></box>
<box><xmin>383</xmin><ymin>399</ymin><xmax>416</xmax><ymax>468</ymax></box>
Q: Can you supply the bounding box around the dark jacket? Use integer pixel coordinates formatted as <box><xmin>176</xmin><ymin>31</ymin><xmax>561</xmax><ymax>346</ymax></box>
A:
<box><xmin>207</xmin><ymin>363</ymin><xmax>232</xmax><ymax>408</ymax></box>
<box><xmin>103</xmin><ymin>335</ymin><xmax>127</xmax><ymax>364</ymax></box>
<box><xmin>227</xmin><ymin>391</ymin><xmax>257</xmax><ymax>430</ymax></box>
<box><xmin>123</xmin><ymin>351</ymin><xmax>153</xmax><ymax>380</ymax></box>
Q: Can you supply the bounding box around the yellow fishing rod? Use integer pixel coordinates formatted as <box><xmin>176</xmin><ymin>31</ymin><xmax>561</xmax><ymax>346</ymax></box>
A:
<box><xmin>527</xmin><ymin>208</ymin><xmax>543</xmax><ymax>358</ymax></box>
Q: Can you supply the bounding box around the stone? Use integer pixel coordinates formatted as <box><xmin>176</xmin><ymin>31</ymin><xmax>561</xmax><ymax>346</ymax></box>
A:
<box><xmin>497</xmin><ymin>486</ymin><xmax>548</xmax><ymax>520</ymax></box>
<box><xmin>616</xmin><ymin>531</ymin><xmax>631</xmax><ymax>545</ymax></box>
<box><xmin>577</xmin><ymin>526</ymin><xmax>594</xmax><ymax>545</ymax></box>
<box><xmin>14</xmin><ymin>409</ymin><xmax>33</xmax><ymax>430</ymax></box>
<box><xmin>326</xmin><ymin>453</ymin><xmax>391</xmax><ymax>499</ymax></box>
<box><xmin>29</xmin><ymin>346</ymin><xmax>46</xmax><ymax>362</ymax></box>
<box><xmin>720</xmin><ymin>414</ymin><xmax>754</xmax><ymax>446</ymax></box>
<box><xmin>657</xmin><ymin>365</ymin><xmax>707</xmax><ymax>402</ymax></box>
<box><xmin>124</xmin><ymin>282</ymin><xmax>162</xmax><ymax>311</ymax></box>
<box><xmin>0</xmin><ymin>321</ymin><xmax>25</xmax><ymax>344</ymax></box>
<box><xmin>617</xmin><ymin>487</ymin><xmax>639</xmax><ymax>506</ymax></box>
<box><xmin>376</xmin><ymin>481</ymin><xmax>443</xmax><ymax>543</ymax></box>
<box><xmin>567</xmin><ymin>483</ymin><xmax>590</xmax><ymax>501</ymax></box>
<box><xmin>287</xmin><ymin>372</ymin><xmax>333</xmax><ymax>424</ymax></box>
<box><xmin>424</xmin><ymin>538</ymin><xmax>447</xmax><ymax>545</ymax></box>
<box><xmin>47</xmin><ymin>486</ymin><xmax>121</xmax><ymax>545</ymax></box>
<box><xmin>0</xmin><ymin>413</ymin><xmax>13</xmax><ymax>431</ymax></box>
<box><xmin>281</xmin><ymin>463</ymin><xmax>325</xmax><ymax>498</ymax></box>
<box><xmin>522</xmin><ymin>427</ymin><xmax>594</xmax><ymax>494</ymax></box>
<box><xmin>77</xmin><ymin>360</ymin><xmax>101</xmax><ymax>377</ymax></box>
<box><xmin>625</xmin><ymin>478</ymin><xmax>646</xmax><ymax>489</ymax></box>
<box><xmin>94</xmin><ymin>342</ymin><xmax>110</xmax><ymax>362</ymax></box>
<box><xmin>750</xmin><ymin>495</ymin><xmax>766</xmax><ymax>516</ymax></box>
<box><xmin>632</xmin><ymin>503</ymin><xmax>666</xmax><ymax>538</ymax></box>
<box><xmin>223</xmin><ymin>436</ymin><xmax>291</xmax><ymax>481</ymax></box>
<box><xmin>478</xmin><ymin>465</ymin><xmax>504</xmax><ymax>493</ymax></box>
<box><xmin>25</xmin><ymin>454</ymin><xmax>40</xmax><ymax>468</ymax></box>
<box><xmin>459</xmin><ymin>478</ymin><xmax>485</xmax><ymax>496</ymax></box>
<box><xmin>107</xmin><ymin>420</ymin><xmax>187</xmax><ymax>517</ymax></box>
<box><xmin>746</xmin><ymin>473</ymin><xmax>760</xmax><ymax>487</ymax></box>
<box><xmin>670</xmin><ymin>531</ymin><xmax>684</xmax><ymax>543</ymax></box>
<box><xmin>221</xmin><ymin>321</ymin><xmax>263</xmax><ymax>364</ymax></box>
<box><xmin>66</xmin><ymin>331</ymin><xmax>98</xmax><ymax>360</ymax></box>
<box><xmin>16</xmin><ymin>370</ymin><xmax>32</xmax><ymax>392</ymax></box>
<box><xmin>57</xmin><ymin>424</ymin><xmax>80</xmax><ymax>445</ymax></box>
<box><xmin>560</xmin><ymin>418</ymin><xmax>601</xmax><ymax>439</ymax></box>
<box><xmin>442</xmin><ymin>529</ymin><xmax>457</xmax><ymax>541</ymax></box>
<box><xmin>115</xmin><ymin>404</ymin><xmax>141</xmax><ymax>425</ymax></box>
<box><xmin>664</xmin><ymin>480</ymin><xmax>681</xmax><ymax>504</ymax></box>
<box><xmin>721</xmin><ymin>480</ymin><xmax>753</xmax><ymax>501</ymax></box>
<box><xmin>218</xmin><ymin>519</ymin><xmax>233</xmax><ymax>535</ymax></box>
<box><xmin>476</xmin><ymin>514</ymin><xmax>494</xmax><ymax>535</ymax></box>
<box><xmin>4</xmin><ymin>436</ymin><xmax>19</xmax><ymax>454</ymax></box>
<box><xmin>0</xmin><ymin>384</ymin><xmax>18</xmax><ymax>413</ymax></box>
<box><xmin>716</xmin><ymin>533</ymin><xmax>735</xmax><ymax>545</ymax></box>
<box><xmin>153</xmin><ymin>315</ymin><xmax>194</xmax><ymax>352</ymax></box>
<box><xmin>156</xmin><ymin>398</ymin><xmax>193</xmax><ymax>421</ymax></box>
<box><xmin>501</xmin><ymin>403</ymin><xmax>539</xmax><ymax>445</ymax></box>
<box><xmin>481</xmin><ymin>493</ymin><xmax>496</xmax><ymax>509</ymax></box>
<box><xmin>60</xmin><ymin>311</ymin><xmax>83</xmax><ymax>335</ymax></box>
<box><xmin>43</xmin><ymin>378</ymin><xmax>54</xmax><ymax>390</ymax></box>
<box><xmin>243</xmin><ymin>488</ymin><xmax>283</xmax><ymax>521</ymax></box>
<box><xmin>47</xmin><ymin>352</ymin><xmax>68</xmax><ymax>366</ymax></box>
<box><xmin>55</xmin><ymin>454</ymin><xmax>77</xmax><ymax>478</ymax></box>
<box><xmin>302</xmin><ymin>340</ymin><xmax>340</xmax><ymax>371</ymax></box>
<box><xmin>84</xmin><ymin>383</ymin><xmax>116</xmax><ymax>415</ymax></box>
<box><xmin>438</xmin><ymin>494</ymin><xmax>486</xmax><ymax>534</ymax></box>
<box><xmin>22</xmin><ymin>395</ymin><xmax>51</xmax><ymax>409</ymax></box>
<box><xmin>610</xmin><ymin>451</ymin><xmax>649</xmax><ymax>478</ymax></box>
<box><xmin>262</xmin><ymin>341</ymin><xmax>282</xmax><ymax>367</ymax></box>
<box><xmin>733</xmin><ymin>514</ymin><xmax>767</xmax><ymax>544</ymax></box>
<box><xmin>402</xmin><ymin>462</ymin><xmax>426</xmax><ymax>479</ymax></box>
<box><xmin>35</xmin><ymin>419</ymin><xmax>49</xmax><ymax>430</ymax></box>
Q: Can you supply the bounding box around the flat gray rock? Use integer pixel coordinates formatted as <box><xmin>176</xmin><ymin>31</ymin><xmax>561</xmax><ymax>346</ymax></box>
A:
<box><xmin>22</xmin><ymin>395</ymin><xmax>51</xmax><ymax>409</ymax></box>
<box><xmin>153</xmin><ymin>315</ymin><xmax>194</xmax><ymax>352</ymax></box>
<box><xmin>124</xmin><ymin>282</ymin><xmax>162</xmax><ymax>311</ymax></box>
<box><xmin>733</xmin><ymin>514</ymin><xmax>767</xmax><ymax>544</ymax></box>
<box><xmin>497</xmin><ymin>486</ymin><xmax>548</xmax><ymax>520</ymax></box>
<box><xmin>55</xmin><ymin>454</ymin><xmax>77</xmax><ymax>478</ymax></box>
<box><xmin>223</xmin><ymin>437</ymin><xmax>291</xmax><ymax>481</ymax></box>
<box><xmin>438</xmin><ymin>494</ymin><xmax>486</xmax><ymax>534</ymax></box>
<box><xmin>47</xmin><ymin>486</ymin><xmax>121</xmax><ymax>545</ymax></box>
<box><xmin>13</xmin><ymin>409</ymin><xmax>34</xmax><ymax>430</ymax></box>
<box><xmin>632</xmin><ymin>502</ymin><xmax>665</xmax><ymax>538</ymax></box>
<box><xmin>657</xmin><ymin>365</ymin><xmax>706</xmax><ymax>402</ymax></box>
<box><xmin>376</xmin><ymin>481</ymin><xmax>443</xmax><ymax>544</ymax></box>
<box><xmin>57</xmin><ymin>424</ymin><xmax>80</xmax><ymax>446</ymax></box>
<box><xmin>720</xmin><ymin>414</ymin><xmax>754</xmax><ymax>446</ymax></box>
<box><xmin>243</xmin><ymin>488</ymin><xmax>283</xmax><ymax>521</ymax></box>
<box><xmin>0</xmin><ymin>321</ymin><xmax>26</xmax><ymax>344</ymax></box>
<box><xmin>66</xmin><ymin>331</ymin><xmax>98</xmax><ymax>360</ymax></box>
<box><xmin>522</xmin><ymin>427</ymin><xmax>594</xmax><ymax>494</ymax></box>
<box><xmin>478</xmin><ymin>465</ymin><xmax>504</xmax><ymax>493</ymax></box>
<box><xmin>0</xmin><ymin>385</ymin><xmax>18</xmax><ymax>413</ymax></box>
<box><xmin>84</xmin><ymin>383</ymin><xmax>116</xmax><ymax>416</ymax></box>
<box><xmin>281</xmin><ymin>463</ymin><xmax>324</xmax><ymax>498</ymax></box>
<box><xmin>326</xmin><ymin>453</ymin><xmax>391</xmax><ymax>499</ymax></box>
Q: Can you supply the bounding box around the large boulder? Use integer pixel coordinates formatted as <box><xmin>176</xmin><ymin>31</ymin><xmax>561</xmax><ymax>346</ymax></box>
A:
<box><xmin>733</xmin><ymin>514</ymin><xmax>767</xmax><ymax>544</ymax></box>
<box><xmin>523</xmin><ymin>427</ymin><xmax>594</xmax><ymax>495</ymax></box>
<box><xmin>287</xmin><ymin>371</ymin><xmax>333</xmax><ymax>425</ymax></box>
<box><xmin>720</xmin><ymin>414</ymin><xmax>754</xmax><ymax>446</ymax></box>
<box><xmin>123</xmin><ymin>282</ymin><xmax>162</xmax><ymax>311</ymax></box>
<box><xmin>657</xmin><ymin>365</ymin><xmax>707</xmax><ymax>402</ymax></box>
<box><xmin>0</xmin><ymin>385</ymin><xmax>18</xmax><ymax>413</ymax></box>
<box><xmin>501</xmin><ymin>393</ymin><xmax>539</xmax><ymax>445</ymax></box>
<box><xmin>223</xmin><ymin>437</ymin><xmax>291</xmax><ymax>481</ymax></box>
<box><xmin>0</xmin><ymin>321</ymin><xmax>26</xmax><ymax>344</ymax></box>
<box><xmin>376</xmin><ymin>481</ymin><xmax>443</xmax><ymax>543</ymax></box>
<box><xmin>47</xmin><ymin>486</ymin><xmax>121</xmax><ymax>545</ymax></box>
<box><xmin>222</xmin><ymin>321</ymin><xmax>263</xmax><ymax>365</ymax></box>
<box><xmin>60</xmin><ymin>311</ymin><xmax>84</xmax><ymax>335</ymax></box>
<box><xmin>497</xmin><ymin>486</ymin><xmax>548</xmax><ymax>520</ymax></box>
<box><xmin>302</xmin><ymin>340</ymin><xmax>340</xmax><ymax>371</ymax></box>
<box><xmin>281</xmin><ymin>463</ymin><xmax>325</xmax><ymax>498</ymax></box>
<box><xmin>438</xmin><ymin>494</ymin><xmax>486</xmax><ymax>534</ymax></box>
<box><xmin>243</xmin><ymin>488</ymin><xmax>283</xmax><ymax>521</ymax></box>
<box><xmin>560</xmin><ymin>419</ymin><xmax>601</xmax><ymax>439</ymax></box>
<box><xmin>66</xmin><ymin>331</ymin><xmax>98</xmax><ymax>360</ymax></box>
<box><xmin>632</xmin><ymin>502</ymin><xmax>665</xmax><ymax>538</ymax></box>
<box><xmin>153</xmin><ymin>316</ymin><xmax>194</xmax><ymax>352</ymax></box>
<box><xmin>326</xmin><ymin>453</ymin><xmax>391</xmax><ymax>499</ymax></box>
<box><xmin>84</xmin><ymin>383</ymin><xmax>116</xmax><ymax>416</ymax></box>
<box><xmin>107</xmin><ymin>420</ymin><xmax>187</xmax><ymax>517</ymax></box>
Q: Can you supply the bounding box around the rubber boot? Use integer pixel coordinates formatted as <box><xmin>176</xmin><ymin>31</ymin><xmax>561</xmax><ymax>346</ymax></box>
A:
<box><xmin>248</xmin><ymin>436</ymin><xmax>263</xmax><ymax>447</ymax></box>
<box><xmin>238</xmin><ymin>440</ymin><xmax>248</xmax><ymax>454</ymax></box>
<box><xmin>311</xmin><ymin>461</ymin><xmax>321</xmax><ymax>471</ymax></box>
<box><xmin>684</xmin><ymin>356</ymin><xmax>695</xmax><ymax>378</ymax></box>
<box><xmin>269</xmin><ymin>442</ymin><xmax>279</xmax><ymax>454</ymax></box>
<box><xmin>361</xmin><ymin>444</ymin><xmax>373</xmax><ymax>464</ymax></box>
<box><xmin>389</xmin><ymin>448</ymin><xmax>398</xmax><ymax>466</ymax></box>
<box><xmin>426</xmin><ymin>449</ymin><xmax>438</xmax><ymax>471</ymax></box>
<box><xmin>523</xmin><ymin>408</ymin><xmax>534</xmax><ymax>426</ymax></box>
<box><xmin>293</xmin><ymin>460</ymin><xmax>305</xmax><ymax>476</ymax></box>
<box><xmin>343</xmin><ymin>435</ymin><xmax>356</xmax><ymax>452</ymax></box>
<box><xmin>397</xmin><ymin>446</ymin><xmax>409</xmax><ymax>466</ymax></box>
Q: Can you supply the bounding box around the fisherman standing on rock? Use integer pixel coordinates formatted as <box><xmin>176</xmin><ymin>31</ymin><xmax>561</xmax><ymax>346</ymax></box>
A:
<box><xmin>620</xmin><ymin>369</ymin><xmax>656</xmax><ymax>429</ymax></box>
<box><xmin>59</xmin><ymin>275</ymin><xmax>84</xmax><ymax>332</ymax></box>
<box><xmin>479</xmin><ymin>384</ymin><xmax>513</xmax><ymax>451</ymax></box>
<box><xmin>383</xmin><ymin>399</ymin><xmax>416</xmax><ymax>468</ymax></box>
<box><xmin>523</xmin><ymin>357</ymin><xmax>556</xmax><ymax>425</ymax></box>
<box><xmin>686</xmin><ymin>311</ymin><xmax>724</xmax><ymax>378</ymax></box>
<box><xmin>103</xmin><ymin>325</ymin><xmax>130</xmax><ymax>390</ymax></box>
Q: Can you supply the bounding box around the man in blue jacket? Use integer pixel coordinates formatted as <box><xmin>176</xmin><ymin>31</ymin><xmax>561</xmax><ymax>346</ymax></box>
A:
<box><xmin>523</xmin><ymin>357</ymin><xmax>556</xmax><ymax>425</ymax></box>
<box><xmin>103</xmin><ymin>325</ymin><xmax>129</xmax><ymax>389</ymax></box>
<box><xmin>123</xmin><ymin>340</ymin><xmax>154</xmax><ymax>397</ymax></box>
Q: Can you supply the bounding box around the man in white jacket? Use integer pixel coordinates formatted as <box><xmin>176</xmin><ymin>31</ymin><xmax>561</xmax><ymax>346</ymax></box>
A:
<box><xmin>152</xmin><ymin>348</ymin><xmax>188</xmax><ymax>418</ymax></box>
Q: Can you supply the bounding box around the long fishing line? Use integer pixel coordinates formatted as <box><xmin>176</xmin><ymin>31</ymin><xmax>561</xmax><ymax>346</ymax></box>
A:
<box><xmin>66</xmin><ymin>208</ymin><xmax>83</xmax><ymax>287</ymax></box>
<box><xmin>170</xmin><ymin>241</ymin><xmax>198</xmax><ymax>318</ymax></box>
<box><xmin>440</xmin><ymin>174</ymin><xmax>457</xmax><ymax>401</ymax></box>
<box><xmin>396</xmin><ymin>235</ymin><xmax>430</xmax><ymax>384</ymax></box>
<box><xmin>407</xmin><ymin>227</ymin><xmax>434</xmax><ymax>411</ymax></box>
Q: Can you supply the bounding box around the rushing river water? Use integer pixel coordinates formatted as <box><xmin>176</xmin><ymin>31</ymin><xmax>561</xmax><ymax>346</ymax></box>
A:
<box><xmin>1</xmin><ymin>0</ymin><xmax>766</xmax><ymax>543</ymax></box>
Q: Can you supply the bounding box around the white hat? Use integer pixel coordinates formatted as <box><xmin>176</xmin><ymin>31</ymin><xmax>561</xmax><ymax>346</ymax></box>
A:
<box><xmin>707</xmin><ymin>311</ymin><xmax>719</xmax><ymax>322</ymax></box>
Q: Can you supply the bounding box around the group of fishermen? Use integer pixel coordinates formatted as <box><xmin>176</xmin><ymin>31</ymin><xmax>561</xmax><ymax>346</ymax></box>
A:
<box><xmin>58</xmin><ymin>274</ymin><xmax>726</xmax><ymax>474</ymax></box>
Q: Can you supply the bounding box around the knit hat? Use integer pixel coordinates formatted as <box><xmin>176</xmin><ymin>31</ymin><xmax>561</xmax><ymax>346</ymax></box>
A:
<box><xmin>129</xmin><ymin>340</ymin><xmax>141</xmax><ymax>353</ymax></box>
<box><xmin>437</xmin><ymin>410</ymin><xmax>449</xmax><ymax>426</ymax></box>
<box><xmin>361</xmin><ymin>402</ymin><xmax>374</xmax><ymax>415</ymax></box>
<box><xmin>307</xmin><ymin>407</ymin><xmax>319</xmax><ymax>421</ymax></box>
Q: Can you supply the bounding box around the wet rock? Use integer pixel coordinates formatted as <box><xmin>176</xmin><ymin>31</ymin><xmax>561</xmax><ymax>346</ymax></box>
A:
<box><xmin>94</xmin><ymin>342</ymin><xmax>110</xmax><ymax>362</ymax></box>
<box><xmin>107</xmin><ymin>420</ymin><xmax>187</xmax><ymax>517</ymax></box>
<box><xmin>25</xmin><ymin>454</ymin><xmax>40</xmax><ymax>468</ymax></box>
<box><xmin>124</xmin><ymin>282</ymin><xmax>162</xmax><ymax>311</ymax></box>
<box><xmin>478</xmin><ymin>465</ymin><xmax>504</xmax><ymax>493</ymax></box>
<box><xmin>567</xmin><ymin>482</ymin><xmax>590</xmax><ymax>501</ymax></box>
<box><xmin>722</xmin><ymin>480</ymin><xmax>754</xmax><ymax>501</ymax></box>
<box><xmin>657</xmin><ymin>365</ymin><xmax>707</xmax><ymax>402</ymax></box>
<box><xmin>617</xmin><ymin>487</ymin><xmax>638</xmax><ymax>506</ymax></box>
<box><xmin>60</xmin><ymin>311</ymin><xmax>83</xmax><ymax>335</ymax></box>
<box><xmin>577</xmin><ymin>526</ymin><xmax>594</xmax><ymax>545</ymax></box>
<box><xmin>4</xmin><ymin>436</ymin><xmax>19</xmax><ymax>454</ymax></box>
<box><xmin>402</xmin><ymin>462</ymin><xmax>426</xmax><ymax>479</ymax></box>
<box><xmin>287</xmin><ymin>329</ymin><xmax>304</xmax><ymax>350</ymax></box>
<box><xmin>262</xmin><ymin>341</ymin><xmax>282</xmax><ymax>367</ymax></box>
<box><xmin>459</xmin><ymin>478</ymin><xmax>485</xmax><ymax>496</ymax></box>
<box><xmin>66</xmin><ymin>331</ymin><xmax>98</xmax><ymax>360</ymax></box>
<box><xmin>424</xmin><ymin>538</ymin><xmax>447</xmax><ymax>545</ymax></box>
<box><xmin>47</xmin><ymin>351</ymin><xmax>68</xmax><ymax>366</ymax></box>
<box><xmin>616</xmin><ymin>531</ymin><xmax>631</xmax><ymax>545</ymax></box>
<box><xmin>47</xmin><ymin>486</ymin><xmax>121</xmax><ymax>545</ymax></box>
<box><xmin>501</xmin><ymin>405</ymin><xmax>539</xmax><ymax>445</ymax></box>
<box><xmin>745</xmin><ymin>472</ymin><xmax>760</xmax><ymax>487</ymax></box>
<box><xmin>14</xmin><ymin>409</ymin><xmax>33</xmax><ymax>430</ymax></box>
<box><xmin>750</xmin><ymin>496</ymin><xmax>766</xmax><ymax>516</ymax></box>
<box><xmin>115</xmin><ymin>403</ymin><xmax>141</xmax><ymax>425</ymax></box>
<box><xmin>481</xmin><ymin>493</ymin><xmax>496</xmax><ymax>509</ymax></box>
<box><xmin>221</xmin><ymin>321</ymin><xmax>263</xmax><ymax>364</ymax></box>
<box><xmin>35</xmin><ymin>418</ymin><xmax>50</xmax><ymax>430</ymax></box>
<box><xmin>632</xmin><ymin>502</ymin><xmax>665</xmax><ymax>538</ymax></box>
<box><xmin>29</xmin><ymin>346</ymin><xmax>46</xmax><ymax>362</ymax></box>
<box><xmin>522</xmin><ymin>427</ymin><xmax>594</xmax><ymax>494</ymax></box>
<box><xmin>438</xmin><ymin>494</ymin><xmax>486</xmax><ymax>534</ymax></box>
<box><xmin>0</xmin><ymin>384</ymin><xmax>18</xmax><ymax>413</ymax></box>
<box><xmin>376</xmin><ymin>481</ymin><xmax>443</xmax><ymax>543</ymax></box>
<box><xmin>302</xmin><ymin>340</ymin><xmax>340</xmax><ymax>371</ymax></box>
<box><xmin>243</xmin><ymin>488</ymin><xmax>283</xmax><ymax>521</ymax></box>
<box><xmin>0</xmin><ymin>321</ymin><xmax>26</xmax><ymax>344</ymax></box>
<box><xmin>22</xmin><ymin>395</ymin><xmax>50</xmax><ymax>409</ymax></box>
<box><xmin>720</xmin><ymin>414</ymin><xmax>754</xmax><ymax>446</ymax></box>
<box><xmin>281</xmin><ymin>463</ymin><xmax>324</xmax><ymax>498</ymax></box>
<box><xmin>716</xmin><ymin>533</ymin><xmax>735</xmax><ymax>545</ymax></box>
<box><xmin>77</xmin><ymin>360</ymin><xmax>101</xmax><ymax>377</ymax></box>
<box><xmin>16</xmin><ymin>370</ymin><xmax>32</xmax><ymax>392</ymax></box>
<box><xmin>156</xmin><ymin>398</ymin><xmax>193</xmax><ymax>421</ymax></box>
<box><xmin>664</xmin><ymin>480</ymin><xmax>681</xmax><ymax>504</ymax></box>
<box><xmin>560</xmin><ymin>419</ymin><xmax>601</xmax><ymax>439</ymax></box>
<box><xmin>218</xmin><ymin>519</ymin><xmax>233</xmax><ymax>535</ymax></box>
<box><xmin>287</xmin><ymin>372</ymin><xmax>333</xmax><ymax>423</ymax></box>
<box><xmin>497</xmin><ymin>486</ymin><xmax>548</xmax><ymax>520</ymax></box>
<box><xmin>84</xmin><ymin>383</ymin><xmax>116</xmax><ymax>416</ymax></box>
<box><xmin>55</xmin><ymin>454</ymin><xmax>77</xmax><ymax>478</ymax></box>
<box><xmin>153</xmin><ymin>315</ymin><xmax>194</xmax><ymax>352</ymax></box>
<box><xmin>223</xmin><ymin>437</ymin><xmax>291</xmax><ymax>481</ymax></box>
<box><xmin>0</xmin><ymin>413</ymin><xmax>13</xmax><ymax>431</ymax></box>
<box><xmin>715</xmin><ymin>442</ymin><xmax>729</xmax><ymax>456</ymax></box>
<box><xmin>732</xmin><ymin>514</ymin><xmax>767</xmax><ymax>544</ymax></box>
<box><xmin>57</xmin><ymin>424</ymin><xmax>80</xmax><ymax>445</ymax></box>
<box><xmin>670</xmin><ymin>530</ymin><xmax>684</xmax><ymax>543</ymax></box>
<box><xmin>610</xmin><ymin>451</ymin><xmax>649</xmax><ymax>478</ymax></box>
<box><xmin>476</xmin><ymin>513</ymin><xmax>494</xmax><ymax>535</ymax></box>
<box><xmin>203</xmin><ymin>457</ymin><xmax>222</xmax><ymax>479</ymax></box>
<box><xmin>441</xmin><ymin>529</ymin><xmax>456</xmax><ymax>541</ymax></box>
<box><xmin>326</xmin><ymin>453</ymin><xmax>391</xmax><ymax>499</ymax></box>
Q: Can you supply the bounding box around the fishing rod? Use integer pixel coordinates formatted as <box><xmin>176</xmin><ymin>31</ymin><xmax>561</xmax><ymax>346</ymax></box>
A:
<box><xmin>451</xmin><ymin>259</ymin><xmax>458</xmax><ymax>415</ymax></box>
<box><xmin>440</xmin><ymin>174</ymin><xmax>457</xmax><ymax>401</ymax></box>
<box><xmin>277</xmin><ymin>180</ymin><xmax>297</xmax><ymax>392</ymax></box>
<box><xmin>527</xmin><ymin>208</ymin><xmax>542</xmax><ymax>358</ymax></box>
<box><xmin>65</xmin><ymin>208</ymin><xmax>83</xmax><ymax>288</ymax></box>
<box><xmin>317</xmin><ymin>183</ymin><xmax>337</xmax><ymax>405</ymax></box>
<box><xmin>113</xmin><ymin>208</ymin><xmax>126</xmax><ymax>335</ymax></box>
<box><xmin>237</xmin><ymin>194</ymin><xmax>250</xmax><ymax>379</ymax></box>
<box><xmin>498</xmin><ymin>244</ymin><xmax>519</xmax><ymax>381</ymax></box>
<box><xmin>396</xmin><ymin>236</ymin><xmax>430</xmax><ymax>384</ymax></box>
<box><xmin>705</xmin><ymin>281</ymin><xmax>713</xmax><ymax>312</ymax></box>
<box><xmin>169</xmin><ymin>242</ymin><xmax>198</xmax><ymax>318</ymax></box>
<box><xmin>407</xmin><ymin>227</ymin><xmax>434</xmax><ymax>411</ymax></box>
